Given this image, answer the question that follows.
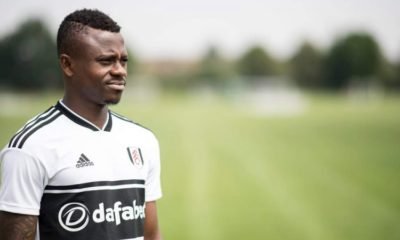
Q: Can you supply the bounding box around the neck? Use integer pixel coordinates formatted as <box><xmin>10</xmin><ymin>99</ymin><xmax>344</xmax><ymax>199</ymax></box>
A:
<box><xmin>61</xmin><ymin>97</ymin><xmax>109</xmax><ymax>129</ymax></box>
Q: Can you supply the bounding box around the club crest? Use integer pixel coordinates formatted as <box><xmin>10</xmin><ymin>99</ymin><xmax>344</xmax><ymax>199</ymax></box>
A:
<box><xmin>127</xmin><ymin>147</ymin><xmax>144</xmax><ymax>168</ymax></box>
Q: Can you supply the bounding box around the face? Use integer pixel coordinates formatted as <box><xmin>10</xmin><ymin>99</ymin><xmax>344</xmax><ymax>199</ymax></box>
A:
<box><xmin>66</xmin><ymin>27</ymin><xmax>128</xmax><ymax>106</ymax></box>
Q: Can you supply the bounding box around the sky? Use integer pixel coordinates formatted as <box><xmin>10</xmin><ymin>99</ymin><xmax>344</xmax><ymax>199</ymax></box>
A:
<box><xmin>1</xmin><ymin>0</ymin><xmax>400</xmax><ymax>61</ymax></box>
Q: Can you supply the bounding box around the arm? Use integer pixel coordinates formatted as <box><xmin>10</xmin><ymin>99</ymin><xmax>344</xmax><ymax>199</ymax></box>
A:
<box><xmin>144</xmin><ymin>201</ymin><xmax>162</xmax><ymax>240</ymax></box>
<box><xmin>0</xmin><ymin>211</ymin><xmax>37</xmax><ymax>240</ymax></box>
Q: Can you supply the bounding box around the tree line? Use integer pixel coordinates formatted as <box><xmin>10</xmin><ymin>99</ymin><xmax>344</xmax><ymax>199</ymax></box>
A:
<box><xmin>1</xmin><ymin>18</ymin><xmax>399</xmax><ymax>91</ymax></box>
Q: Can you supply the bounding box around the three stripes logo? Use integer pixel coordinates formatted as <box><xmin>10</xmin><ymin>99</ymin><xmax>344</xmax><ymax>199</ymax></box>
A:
<box><xmin>76</xmin><ymin>154</ymin><xmax>94</xmax><ymax>168</ymax></box>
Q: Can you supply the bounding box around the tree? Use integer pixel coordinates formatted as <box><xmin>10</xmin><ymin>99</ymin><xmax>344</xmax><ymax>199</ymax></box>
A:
<box><xmin>325</xmin><ymin>32</ymin><xmax>382</xmax><ymax>89</ymax></box>
<box><xmin>196</xmin><ymin>46</ymin><xmax>233</xmax><ymax>86</ymax></box>
<box><xmin>237</xmin><ymin>45</ymin><xmax>277</xmax><ymax>78</ymax></box>
<box><xmin>393</xmin><ymin>61</ymin><xmax>400</xmax><ymax>89</ymax></box>
<box><xmin>380</xmin><ymin>58</ymin><xmax>400</xmax><ymax>90</ymax></box>
<box><xmin>0</xmin><ymin>19</ymin><xmax>61</xmax><ymax>90</ymax></box>
<box><xmin>290</xmin><ymin>42</ymin><xmax>325</xmax><ymax>88</ymax></box>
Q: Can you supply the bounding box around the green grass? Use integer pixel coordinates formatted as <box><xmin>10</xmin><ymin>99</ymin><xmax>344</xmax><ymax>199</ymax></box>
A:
<box><xmin>1</xmin><ymin>91</ymin><xmax>399</xmax><ymax>240</ymax></box>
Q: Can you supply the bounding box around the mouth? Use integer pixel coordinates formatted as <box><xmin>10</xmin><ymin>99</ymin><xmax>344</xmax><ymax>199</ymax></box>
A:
<box><xmin>105</xmin><ymin>79</ymin><xmax>126</xmax><ymax>91</ymax></box>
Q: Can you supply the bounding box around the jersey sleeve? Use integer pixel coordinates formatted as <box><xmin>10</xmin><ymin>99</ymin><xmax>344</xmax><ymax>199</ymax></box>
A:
<box><xmin>144</xmin><ymin>135</ymin><xmax>162</xmax><ymax>202</ymax></box>
<box><xmin>0</xmin><ymin>148</ymin><xmax>47</xmax><ymax>215</ymax></box>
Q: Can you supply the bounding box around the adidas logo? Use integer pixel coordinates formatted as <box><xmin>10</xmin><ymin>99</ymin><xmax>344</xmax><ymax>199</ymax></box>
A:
<box><xmin>76</xmin><ymin>154</ymin><xmax>95</xmax><ymax>168</ymax></box>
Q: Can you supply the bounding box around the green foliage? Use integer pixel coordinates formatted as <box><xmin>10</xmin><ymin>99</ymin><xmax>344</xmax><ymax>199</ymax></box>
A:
<box><xmin>393</xmin><ymin>61</ymin><xmax>400</xmax><ymax>88</ymax></box>
<box><xmin>325</xmin><ymin>32</ymin><xmax>383</xmax><ymax>89</ymax></box>
<box><xmin>379</xmin><ymin>59</ymin><xmax>400</xmax><ymax>90</ymax></box>
<box><xmin>237</xmin><ymin>45</ymin><xmax>277</xmax><ymax>77</ymax></box>
<box><xmin>196</xmin><ymin>46</ymin><xmax>234</xmax><ymax>87</ymax></box>
<box><xmin>2</xmin><ymin>17</ymin><xmax>396</xmax><ymax>92</ymax></box>
<box><xmin>290</xmin><ymin>42</ymin><xmax>325</xmax><ymax>88</ymax></box>
<box><xmin>0</xmin><ymin>19</ymin><xmax>61</xmax><ymax>90</ymax></box>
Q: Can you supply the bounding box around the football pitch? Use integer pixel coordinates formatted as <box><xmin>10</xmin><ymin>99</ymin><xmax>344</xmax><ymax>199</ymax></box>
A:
<box><xmin>0</xmin><ymin>91</ymin><xmax>399</xmax><ymax>240</ymax></box>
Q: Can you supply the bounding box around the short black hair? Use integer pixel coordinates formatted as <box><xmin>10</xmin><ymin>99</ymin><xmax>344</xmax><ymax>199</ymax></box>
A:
<box><xmin>57</xmin><ymin>9</ymin><xmax>121</xmax><ymax>56</ymax></box>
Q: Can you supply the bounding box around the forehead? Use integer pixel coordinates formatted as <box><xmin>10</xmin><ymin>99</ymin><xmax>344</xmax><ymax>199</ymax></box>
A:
<box><xmin>74</xmin><ymin>27</ymin><xmax>126</xmax><ymax>57</ymax></box>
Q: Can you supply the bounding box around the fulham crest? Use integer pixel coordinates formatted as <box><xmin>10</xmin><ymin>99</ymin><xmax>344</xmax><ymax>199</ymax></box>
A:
<box><xmin>127</xmin><ymin>147</ymin><xmax>144</xmax><ymax>168</ymax></box>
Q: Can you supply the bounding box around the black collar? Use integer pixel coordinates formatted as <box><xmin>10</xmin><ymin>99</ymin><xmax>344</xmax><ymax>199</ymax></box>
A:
<box><xmin>55</xmin><ymin>101</ymin><xmax>112</xmax><ymax>132</ymax></box>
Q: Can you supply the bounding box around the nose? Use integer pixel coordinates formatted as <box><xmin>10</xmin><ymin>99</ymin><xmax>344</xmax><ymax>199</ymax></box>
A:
<box><xmin>110</xmin><ymin>61</ymin><xmax>127</xmax><ymax>78</ymax></box>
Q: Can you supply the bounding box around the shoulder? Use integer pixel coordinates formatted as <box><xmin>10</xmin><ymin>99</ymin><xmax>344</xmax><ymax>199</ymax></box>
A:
<box><xmin>6</xmin><ymin>105</ymin><xmax>62</xmax><ymax>150</ymax></box>
<box><xmin>110</xmin><ymin>111</ymin><xmax>159</xmax><ymax>149</ymax></box>
<box><xmin>111</xmin><ymin>111</ymin><xmax>156</xmax><ymax>135</ymax></box>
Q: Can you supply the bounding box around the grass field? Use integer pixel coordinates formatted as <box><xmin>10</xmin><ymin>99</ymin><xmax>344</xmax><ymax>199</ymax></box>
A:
<box><xmin>1</xmin><ymin>91</ymin><xmax>399</xmax><ymax>239</ymax></box>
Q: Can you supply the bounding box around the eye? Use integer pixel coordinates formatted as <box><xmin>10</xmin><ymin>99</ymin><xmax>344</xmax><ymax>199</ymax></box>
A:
<box><xmin>120</xmin><ymin>57</ymin><xmax>128</xmax><ymax>66</ymax></box>
<box><xmin>98</xmin><ymin>58</ymin><xmax>113</xmax><ymax>65</ymax></box>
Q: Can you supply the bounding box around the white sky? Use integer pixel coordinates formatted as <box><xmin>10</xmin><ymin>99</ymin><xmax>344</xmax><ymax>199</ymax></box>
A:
<box><xmin>1</xmin><ymin>0</ymin><xmax>400</xmax><ymax>61</ymax></box>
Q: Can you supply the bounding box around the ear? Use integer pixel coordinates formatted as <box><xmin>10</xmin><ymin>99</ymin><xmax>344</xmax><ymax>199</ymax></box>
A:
<box><xmin>59</xmin><ymin>54</ymin><xmax>74</xmax><ymax>77</ymax></box>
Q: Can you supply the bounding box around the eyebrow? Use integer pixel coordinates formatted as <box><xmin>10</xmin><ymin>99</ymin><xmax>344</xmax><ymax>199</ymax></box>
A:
<box><xmin>95</xmin><ymin>55</ymin><xmax>116</xmax><ymax>60</ymax></box>
<box><xmin>96</xmin><ymin>52</ymin><xmax>128</xmax><ymax>59</ymax></box>
<box><xmin>95</xmin><ymin>54</ymin><xmax>121</xmax><ymax>60</ymax></box>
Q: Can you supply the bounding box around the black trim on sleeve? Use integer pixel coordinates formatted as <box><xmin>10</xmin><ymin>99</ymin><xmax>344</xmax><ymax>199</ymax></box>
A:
<box><xmin>17</xmin><ymin>112</ymin><xmax>62</xmax><ymax>148</ymax></box>
<box><xmin>8</xmin><ymin>106</ymin><xmax>55</xmax><ymax>147</ymax></box>
<box><xmin>9</xmin><ymin>107</ymin><xmax>61</xmax><ymax>148</ymax></box>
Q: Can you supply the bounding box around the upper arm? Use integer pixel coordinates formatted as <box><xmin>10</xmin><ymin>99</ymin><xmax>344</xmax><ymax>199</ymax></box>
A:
<box><xmin>144</xmin><ymin>201</ymin><xmax>161</xmax><ymax>240</ymax></box>
<box><xmin>144</xmin><ymin>134</ymin><xmax>162</xmax><ymax>202</ymax></box>
<box><xmin>143</xmin><ymin>133</ymin><xmax>162</xmax><ymax>239</ymax></box>
<box><xmin>0</xmin><ymin>211</ymin><xmax>37</xmax><ymax>240</ymax></box>
<box><xmin>0</xmin><ymin>149</ymin><xmax>45</xmax><ymax>215</ymax></box>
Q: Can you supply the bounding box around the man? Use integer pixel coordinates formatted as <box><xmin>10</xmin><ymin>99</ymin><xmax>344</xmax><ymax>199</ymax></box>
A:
<box><xmin>0</xmin><ymin>9</ymin><xmax>162</xmax><ymax>240</ymax></box>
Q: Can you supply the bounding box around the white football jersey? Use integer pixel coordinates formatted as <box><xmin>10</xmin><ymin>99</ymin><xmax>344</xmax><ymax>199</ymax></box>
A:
<box><xmin>0</xmin><ymin>100</ymin><xmax>162</xmax><ymax>240</ymax></box>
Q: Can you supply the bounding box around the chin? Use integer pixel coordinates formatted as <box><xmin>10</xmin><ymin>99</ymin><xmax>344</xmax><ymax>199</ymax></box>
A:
<box><xmin>105</xmin><ymin>99</ymin><xmax>121</xmax><ymax>105</ymax></box>
<box><xmin>104</xmin><ymin>93</ymin><xmax>123</xmax><ymax>105</ymax></box>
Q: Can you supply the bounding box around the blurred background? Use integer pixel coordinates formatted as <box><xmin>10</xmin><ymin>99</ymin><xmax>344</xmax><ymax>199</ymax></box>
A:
<box><xmin>1</xmin><ymin>0</ymin><xmax>400</xmax><ymax>239</ymax></box>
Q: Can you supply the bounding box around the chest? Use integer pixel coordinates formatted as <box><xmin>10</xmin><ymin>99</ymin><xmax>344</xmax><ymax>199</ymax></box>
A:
<box><xmin>44</xmin><ymin>131</ymin><xmax>149</xmax><ymax>186</ymax></box>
